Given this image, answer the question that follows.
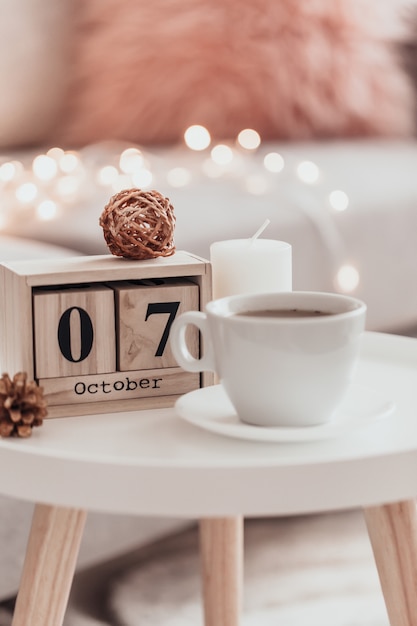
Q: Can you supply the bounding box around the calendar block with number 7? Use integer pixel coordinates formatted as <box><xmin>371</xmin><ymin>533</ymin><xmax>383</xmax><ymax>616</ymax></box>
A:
<box><xmin>0</xmin><ymin>252</ymin><xmax>212</xmax><ymax>418</ymax></box>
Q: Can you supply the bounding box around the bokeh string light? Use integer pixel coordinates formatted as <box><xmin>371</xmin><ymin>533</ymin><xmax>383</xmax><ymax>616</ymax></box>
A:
<box><xmin>184</xmin><ymin>125</ymin><xmax>211</xmax><ymax>151</ymax></box>
<box><xmin>0</xmin><ymin>125</ymin><xmax>356</xmax><ymax>293</ymax></box>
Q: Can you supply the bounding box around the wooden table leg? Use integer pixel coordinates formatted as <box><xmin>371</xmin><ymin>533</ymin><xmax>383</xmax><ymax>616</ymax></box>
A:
<box><xmin>364</xmin><ymin>500</ymin><xmax>417</xmax><ymax>626</ymax></box>
<box><xmin>12</xmin><ymin>503</ymin><xmax>87</xmax><ymax>626</ymax></box>
<box><xmin>199</xmin><ymin>516</ymin><xmax>243</xmax><ymax>626</ymax></box>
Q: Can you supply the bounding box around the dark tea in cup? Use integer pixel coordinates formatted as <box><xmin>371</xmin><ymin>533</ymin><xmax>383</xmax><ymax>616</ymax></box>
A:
<box><xmin>234</xmin><ymin>309</ymin><xmax>333</xmax><ymax>319</ymax></box>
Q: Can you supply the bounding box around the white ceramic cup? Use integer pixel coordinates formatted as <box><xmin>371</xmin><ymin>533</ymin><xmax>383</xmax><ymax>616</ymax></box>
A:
<box><xmin>170</xmin><ymin>291</ymin><xmax>367</xmax><ymax>427</ymax></box>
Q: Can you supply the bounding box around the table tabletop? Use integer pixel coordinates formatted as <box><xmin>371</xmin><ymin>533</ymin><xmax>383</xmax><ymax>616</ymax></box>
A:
<box><xmin>0</xmin><ymin>331</ymin><xmax>416</xmax><ymax>518</ymax></box>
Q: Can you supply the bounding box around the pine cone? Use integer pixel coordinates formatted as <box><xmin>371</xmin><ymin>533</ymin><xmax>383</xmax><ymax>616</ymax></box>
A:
<box><xmin>0</xmin><ymin>372</ymin><xmax>47</xmax><ymax>438</ymax></box>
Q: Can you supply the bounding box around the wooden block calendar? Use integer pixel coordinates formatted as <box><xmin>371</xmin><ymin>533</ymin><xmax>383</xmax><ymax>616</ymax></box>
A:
<box><xmin>0</xmin><ymin>252</ymin><xmax>212</xmax><ymax>418</ymax></box>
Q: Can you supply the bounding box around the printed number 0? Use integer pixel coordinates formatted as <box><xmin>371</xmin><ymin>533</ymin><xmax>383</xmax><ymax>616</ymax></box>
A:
<box><xmin>58</xmin><ymin>306</ymin><xmax>94</xmax><ymax>362</ymax></box>
<box><xmin>145</xmin><ymin>302</ymin><xmax>180</xmax><ymax>357</ymax></box>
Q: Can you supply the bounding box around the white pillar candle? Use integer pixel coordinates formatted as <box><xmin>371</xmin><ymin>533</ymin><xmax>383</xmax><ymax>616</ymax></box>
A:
<box><xmin>210</xmin><ymin>238</ymin><xmax>292</xmax><ymax>300</ymax></box>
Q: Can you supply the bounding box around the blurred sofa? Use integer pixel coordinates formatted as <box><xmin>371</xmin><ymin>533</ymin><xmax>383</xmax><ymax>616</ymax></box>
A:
<box><xmin>3</xmin><ymin>138</ymin><xmax>417</xmax><ymax>331</ymax></box>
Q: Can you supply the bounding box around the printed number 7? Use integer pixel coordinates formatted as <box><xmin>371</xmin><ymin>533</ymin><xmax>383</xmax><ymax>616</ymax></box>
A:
<box><xmin>145</xmin><ymin>302</ymin><xmax>180</xmax><ymax>357</ymax></box>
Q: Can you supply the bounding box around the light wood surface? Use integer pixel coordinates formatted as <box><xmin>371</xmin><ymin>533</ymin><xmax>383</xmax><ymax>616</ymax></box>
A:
<box><xmin>364</xmin><ymin>499</ymin><xmax>417</xmax><ymax>626</ymax></box>
<box><xmin>40</xmin><ymin>367</ymin><xmax>199</xmax><ymax>406</ymax></box>
<box><xmin>1</xmin><ymin>251</ymin><xmax>208</xmax><ymax>285</ymax></box>
<box><xmin>0</xmin><ymin>265</ymin><xmax>33</xmax><ymax>375</ymax></box>
<box><xmin>33</xmin><ymin>284</ymin><xmax>116</xmax><ymax>378</ymax></box>
<box><xmin>0</xmin><ymin>251</ymin><xmax>212</xmax><ymax>417</ymax></box>
<box><xmin>114</xmin><ymin>278</ymin><xmax>199</xmax><ymax>371</ymax></box>
<box><xmin>199</xmin><ymin>517</ymin><xmax>243</xmax><ymax>626</ymax></box>
<box><xmin>12</xmin><ymin>504</ymin><xmax>87</xmax><ymax>626</ymax></box>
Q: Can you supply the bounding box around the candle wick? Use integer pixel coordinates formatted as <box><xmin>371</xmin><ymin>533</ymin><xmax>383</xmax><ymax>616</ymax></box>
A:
<box><xmin>249</xmin><ymin>218</ymin><xmax>271</xmax><ymax>244</ymax></box>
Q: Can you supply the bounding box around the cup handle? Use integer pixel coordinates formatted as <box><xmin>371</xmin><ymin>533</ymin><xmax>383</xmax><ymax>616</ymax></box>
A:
<box><xmin>170</xmin><ymin>311</ymin><xmax>215</xmax><ymax>373</ymax></box>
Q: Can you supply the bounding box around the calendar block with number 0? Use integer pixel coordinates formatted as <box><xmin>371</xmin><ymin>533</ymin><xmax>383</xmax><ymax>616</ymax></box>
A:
<box><xmin>0</xmin><ymin>252</ymin><xmax>212</xmax><ymax>418</ymax></box>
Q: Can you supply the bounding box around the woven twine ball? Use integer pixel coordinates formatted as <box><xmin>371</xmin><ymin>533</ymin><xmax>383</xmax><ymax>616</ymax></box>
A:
<box><xmin>99</xmin><ymin>188</ymin><xmax>176</xmax><ymax>260</ymax></box>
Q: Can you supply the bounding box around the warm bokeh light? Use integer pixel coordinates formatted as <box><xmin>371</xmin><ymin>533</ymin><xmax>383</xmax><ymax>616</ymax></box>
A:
<box><xmin>59</xmin><ymin>152</ymin><xmax>80</xmax><ymax>173</ymax></box>
<box><xmin>184</xmin><ymin>125</ymin><xmax>211</xmax><ymax>151</ymax></box>
<box><xmin>97</xmin><ymin>165</ymin><xmax>119</xmax><ymax>186</ymax></box>
<box><xmin>329</xmin><ymin>190</ymin><xmax>349</xmax><ymax>211</ymax></box>
<box><xmin>336</xmin><ymin>264</ymin><xmax>360</xmax><ymax>292</ymax></box>
<box><xmin>119</xmin><ymin>148</ymin><xmax>144</xmax><ymax>173</ymax></box>
<box><xmin>263</xmin><ymin>152</ymin><xmax>285</xmax><ymax>173</ymax></box>
<box><xmin>36</xmin><ymin>200</ymin><xmax>58</xmax><ymax>221</ymax></box>
<box><xmin>237</xmin><ymin>129</ymin><xmax>261</xmax><ymax>150</ymax></box>
<box><xmin>296</xmin><ymin>160</ymin><xmax>320</xmax><ymax>184</ymax></box>
<box><xmin>0</xmin><ymin>161</ymin><xmax>21</xmax><ymax>182</ymax></box>
<box><xmin>47</xmin><ymin>147</ymin><xmax>65</xmax><ymax>161</ymax></box>
<box><xmin>16</xmin><ymin>182</ymin><xmax>37</xmax><ymax>203</ymax></box>
<box><xmin>211</xmin><ymin>144</ymin><xmax>234</xmax><ymax>165</ymax></box>
<box><xmin>32</xmin><ymin>155</ymin><xmax>58</xmax><ymax>181</ymax></box>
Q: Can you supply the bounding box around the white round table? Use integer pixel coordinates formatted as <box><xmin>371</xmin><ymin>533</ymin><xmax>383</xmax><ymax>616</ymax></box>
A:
<box><xmin>4</xmin><ymin>331</ymin><xmax>417</xmax><ymax>626</ymax></box>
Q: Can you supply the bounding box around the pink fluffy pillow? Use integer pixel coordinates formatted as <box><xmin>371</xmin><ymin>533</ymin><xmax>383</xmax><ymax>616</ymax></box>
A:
<box><xmin>51</xmin><ymin>0</ymin><xmax>415</xmax><ymax>146</ymax></box>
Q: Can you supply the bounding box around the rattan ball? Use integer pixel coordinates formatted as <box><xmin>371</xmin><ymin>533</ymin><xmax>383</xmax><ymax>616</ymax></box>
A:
<box><xmin>100</xmin><ymin>188</ymin><xmax>176</xmax><ymax>260</ymax></box>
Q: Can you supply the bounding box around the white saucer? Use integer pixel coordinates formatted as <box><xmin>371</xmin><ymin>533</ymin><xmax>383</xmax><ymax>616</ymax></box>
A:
<box><xmin>175</xmin><ymin>384</ymin><xmax>396</xmax><ymax>443</ymax></box>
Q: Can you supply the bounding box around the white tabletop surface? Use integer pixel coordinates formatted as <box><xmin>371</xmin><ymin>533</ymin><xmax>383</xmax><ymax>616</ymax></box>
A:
<box><xmin>1</xmin><ymin>331</ymin><xmax>417</xmax><ymax>518</ymax></box>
